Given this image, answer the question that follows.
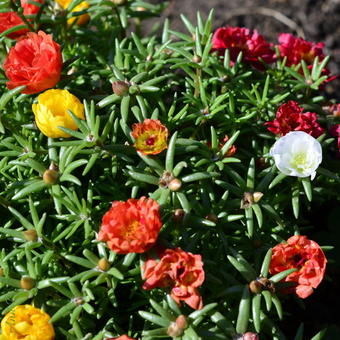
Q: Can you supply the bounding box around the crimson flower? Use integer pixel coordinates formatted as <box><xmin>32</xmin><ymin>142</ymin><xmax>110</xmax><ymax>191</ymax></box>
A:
<box><xmin>3</xmin><ymin>31</ymin><xmax>62</xmax><ymax>94</ymax></box>
<box><xmin>212</xmin><ymin>26</ymin><xmax>275</xmax><ymax>69</ymax></box>
<box><xmin>330</xmin><ymin>124</ymin><xmax>340</xmax><ymax>152</ymax></box>
<box><xmin>265</xmin><ymin>101</ymin><xmax>324</xmax><ymax>137</ymax></box>
<box><xmin>278</xmin><ymin>33</ymin><xmax>325</xmax><ymax>66</ymax></box>
<box><xmin>269</xmin><ymin>235</ymin><xmax>327</xmax><ymax>299</ymax></box>
<box><xmin>107</xmin><ymin>336</ymin><xmax>136</xmax><ymax>340</ymax></box>
<box><xmin>143</xmin><ymin>247</ymin><xmax>205</xmax><ymax>310</ymax></box>
<box><xmin>98</xmin><ymin>197</ymin><xmax>162</xmax><ymax>254</ymax></box>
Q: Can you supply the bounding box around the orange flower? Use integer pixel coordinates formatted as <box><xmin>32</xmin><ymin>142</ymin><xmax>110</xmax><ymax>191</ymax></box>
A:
<box><xmin>132</xmin><ymin>119</ymin><xmax>168</xmax><ymax>155</ymax></box>
<box><xmin>207</xmin><ymin>135</ymin><xmax>237</xmax><ymax>157</ymax></box>
<box><xmin>269</xmin><ymin>235</ymin><xmax>327</xmax><ymax>298</ymax></box>
<box><xmin>98</xmin><ymin>197</ymin><xmax>162</xmax><ymax>254</ymax></box>
<box><xmin>143</xmin><ymin>248</ymin><xmax>205</xmax><ymax>309</ymax></box>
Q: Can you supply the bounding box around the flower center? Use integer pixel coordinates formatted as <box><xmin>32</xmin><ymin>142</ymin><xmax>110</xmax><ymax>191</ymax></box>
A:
<box><xmin>146</xmin><ymin>136</ymin><xmax>156</xmax><ymax>146</ymax></box>
<box><xmin>122</xmin><ymin>220</ymin><xmax>139</xmax><ymax>238</ymax></box>
<box><xmin>290</xmin><ymin>151</ymin><xmax>309</xmax><ymax>171</ymax></box>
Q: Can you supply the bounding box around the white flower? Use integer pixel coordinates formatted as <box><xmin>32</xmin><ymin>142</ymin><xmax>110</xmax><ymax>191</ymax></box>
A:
<box><xmin>270</xmin><ymin>131</ymin><xmax>322</xmax><ymax>180</ymax></box>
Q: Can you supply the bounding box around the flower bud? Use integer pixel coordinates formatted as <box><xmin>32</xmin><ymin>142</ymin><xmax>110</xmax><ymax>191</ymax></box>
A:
<box><xmin>253</xmin><ymin>192</ymin><xmax>263</xmax><ymax>203</ymax></box>
<box><xmin>112</xmin><ymin>0</ymin><xmax>127</xmax><ymax>4</ymax></box>
<box><xmin>43</xmin><ymin>169</ymin><xmax>59</xmax><ymax>185</ymax></box>
<box><xmin>192</xmin><ymin>55</ymin><xmax>201</xmax><ymax>63</ymax></box>
<box><xmin>23</xmin><ymin>229</ymin><xmax>38</xmax><ymax>242</ymax></box>
<box><xmin>112</xmin><ymin>80</ymin><xmax>129</xmax><ymax>96</ymax></box>
<box><xmin>242</xmin><ymin>332</ymin><xmax>259</xmax><ymax>340</ymax></box>
<box><xmin>205</xmin><ymin>213</ymin><xmax>218</xmax><ymax>223</ymax></box>
<box><xmin>0</xmin><ymin>268</ymin><xmax>4</xmax><ymax>277</ymax></box>
<box><xmin>20</xmin><ymin>276</ymin><xmax>35</xmax><ymax>290</ymax></box>
<box><xmin>249</xmin><ymin>279</ymin><xmax>263</xmax><ymax>294</ymax></box>
<box><xmin>97</xmin><ymin>258</ymin><xmax>110</xmax><ymax>271</ymax></box>
<box><xmin>167</xmin><ymin>315</ymin><xmax>188</xmax><ymax>338</ymax></box>
<box><xmin>168</xmin><ymin>178</ymin><xmax>182</xmax><ymax>191</ymax></box>
<box><xmin>173</xmin><ymin>209</ymin><xmax>185</xmax><ymax>223</ymax></box>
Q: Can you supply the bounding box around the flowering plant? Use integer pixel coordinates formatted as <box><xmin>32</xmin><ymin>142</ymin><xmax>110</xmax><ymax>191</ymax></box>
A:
<box><xmin>0</xmin><ymin>2</ymin><xmax>339</xmax><ymax>340</ymax></box>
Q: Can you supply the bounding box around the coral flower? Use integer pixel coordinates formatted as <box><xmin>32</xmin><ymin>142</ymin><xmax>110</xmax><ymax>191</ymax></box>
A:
<box><xmin>3</xmin><ymin>31</ymin><xmax>62</xmax><ymax>94</ymax></box>
<box><xmin>0</xmin><ymin>12</ymin><xmax>29</xmax><ymax>39</ymax></box>
<box><xmin>98</xmin><ymin>197</ymin><xmax>162</xmax><ymax>254</ymax></box>
<box><xmin>32</xmin><ymin>89</ymin><xmax>85</xmax><ymax>138</ymax></box>
<box><xmin>21</xmin><ymin>0</ymin><xmax>44</xmax><ymax>16</ymax></box>
<box><xmin>56</xmin><ymin>0</ymin><xmax>90</xmax><ymax>26</ymax></box>
<box><xmin>265</xmin><ymin>101</ymin><xmax>324</xmax><ymax>138</ymax></box>
<box><xmin>143</xmin><ymin>247</ymin><xmax>205</xmax><ymax>310</ymax></box>
<box><xmin>132</xmin><ymin>119</ymin><xmax>168</xmax><ymax>155</ymax></box>
<box><xmin>278</xmin><ymin>33</ymin><xmax>325</xmax><ymax>66</ymax></box>
<box><xmin>269</xmin><ymin>235</ymin><xmax>327</xmax><ymax>299</ymax></box>
<box><xmin>0</xmin><ymin>305</ymin><xmax>54</xmax><ymax>340</ymax></box>
<box><xmin>212</xmin><ymin>26</ymin><xmax>275</xmax><ymax>69</ymax></box>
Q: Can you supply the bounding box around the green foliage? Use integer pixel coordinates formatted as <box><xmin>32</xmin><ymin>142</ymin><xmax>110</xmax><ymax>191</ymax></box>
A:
<box><xmin>0</xmin><ymin>1</ymin><xmax>339</xmax><ymax>339</ymax></box>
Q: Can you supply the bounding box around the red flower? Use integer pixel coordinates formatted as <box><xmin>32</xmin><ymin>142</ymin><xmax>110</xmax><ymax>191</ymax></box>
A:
<box><xmin>207</xmin><ymin>135</ymin><xmax>237</xmax><ymax>157</ymax></box>
<box><xmin>278</xmin><ymin>33</ymin><xmax>325</xmax><ymax>66</ymax></box>
<box><xmin>0</xmin><ymin>12</ymin><xmax>29</xmax><ymax>39</ymax></box>
<box><xmin>132</xmin><ymin>119</ymin><xmax>168</xmax><ymax>155</ymax></box>
<box><xmin>269</xmin><ymin>235</ymin><xmax>327</xmax><ymax>299</ymax></box>
<box><xmin>212</xmin><ymin>26</ymin><xmax>275</xmax><ymax>69</ymax></box>
<box><xmin>143</xmin><ymin>248</ymin><xmax>205</xmax><ymax>310</ymax></box>
<box><xmin>330</xmin><ymin>124</ymin><xmax>340</xmax><ymax>151</ymax></box>
<box><xmin>98</xmin><ymin>197</ymin><xmax>162</xmax><ymax>254</ymax></box>
<box><xmin>265</xmin><ymin>101</ymin><xmax>324</xmax><ymax>137</ymax></box>
<box><xmin>21</xmin><ymin>0</ymin><xmax>44</xmax><ymax>15</ymax></box>
<box><xmin>3</xmin><ymin>31</ymin><xmax>62</xmax><ymax>94</ymax></box>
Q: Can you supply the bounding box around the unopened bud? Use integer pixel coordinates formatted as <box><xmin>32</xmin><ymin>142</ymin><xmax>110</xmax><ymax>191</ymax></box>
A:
<box><xmin>249</xmin><ymin>279</ymin><xmax>263</xmax><ymax>294</ymax></box>
<box><xmin>73</xmin><ymin>297</ymin><xmax>84</xmax><ymax>305</ymax></box>
<box><xmin>173</xmin><ymin>209</ymin><xmax>185</xmax><ymax>223</ymax></box>
<box><xmin>253</xmin><ymin>192</ymin><xmax>263</xmax><ymax>203</ymax></box>
<box><xmin>168</xmin><ymin>179</ymin><xmax>182</xmax><ymax>191</ymax></box>
<box><xmin>136</xmin><ymin>6</ymin><xmax>146</xmax><ymax>11</ymax></box>
<box><xmin>23</xmin><ymin>229</ymin><xmax>38</xmax><ymax>242</ymax></box>
<box><xmin>205</xmin><ymin>213</ymin><xmax>218</xmax><ymax>223</ymax></box>
<box><xmin>43</xmin><ymin>169</ymin><xmax>59</xmax><ymax>185</ymax></box>
<box><xmin>20</xmin><ymin>277</ymin><xmax>35</xmax><ymax>290</ymax></box>
<box><xmin>167</xmin><ymin>315</ymin><xmax>188</xmax><ymax>338</ymax></box>
<box><xmin>97</xmin><ymin>258</ymin><xmax>110</xmax><ymax>271</ymax></box>
<box><xmin>112</xmin><ymin>80</ymin><xmax>129</xmax><ymax>96</ymax></box>
<box><xmin>242</xmin><ymin>332</ymin><xmax>260</xmax><ymax>340</ymax></box>
<box><xmin>0</xmin><ymin>268</ymin><xmax>4</xmax><ymax>277</ymax></box>
<box><xmin>192</xmin><ymin>55</ymin><xmax>201</xmax><ymax>63</ymax></box>
<box><xmin>112</xmin><ymin>0</ymin><xmax>127</xmax><ymax>4</ymax></box>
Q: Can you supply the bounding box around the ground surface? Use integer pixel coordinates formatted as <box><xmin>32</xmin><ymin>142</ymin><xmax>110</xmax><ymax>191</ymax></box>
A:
<box><xmin>149</xmin><ymin>0</ymin><xmax>340</xmax><ymax>100</ymax></box>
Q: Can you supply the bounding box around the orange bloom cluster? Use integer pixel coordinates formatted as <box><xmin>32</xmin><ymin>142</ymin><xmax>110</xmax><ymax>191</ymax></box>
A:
<box><xmin>269</xmin><ymin>235</ymin><xmax>327</xmax><ymax>299</ymax></box>
<box><xmin>143</xmin><ymin>247</ymin><xmax>205</xmax><ymax>310</ymax></box>
<box><xmin>132</xmin><ymin>119</ymin><xmax>168</xmax><ymax>155</ymax></box>
<box><xmin>98</xmin><ymin>197</ymin><xmax>162</xmax><ymax>254</ymax></box>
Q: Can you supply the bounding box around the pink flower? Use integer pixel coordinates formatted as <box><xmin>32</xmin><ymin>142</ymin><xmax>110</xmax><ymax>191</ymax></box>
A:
<box><xmin>265</xmin><ymin>101</ymin><xmax>324</xmax><ymax>137</ymax></box>
<box><xmin>212</xmin><ymin>26</ymin><xmax>275</xmax><ymax>69</ymax></box>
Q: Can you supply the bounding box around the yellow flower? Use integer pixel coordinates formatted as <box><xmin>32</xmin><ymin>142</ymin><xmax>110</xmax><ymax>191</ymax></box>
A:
<box><xmin>0</xmin><ymin>305</ymin><xmax>54</xmax><ymax>340</ymax></box>
<box><xmin>132</xmin><ymin>119</ymin><xmax>168</xmax><ymax>155</ymax></box>
<box><xmin>56</xmin><ymin>0</ymin><xmax>90</xmax><ymax>26</ymax></box>
<box><xmin>32</xmin><ymin>89</ymin><xmax>85</xmax><ymax>138</ymax></box>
